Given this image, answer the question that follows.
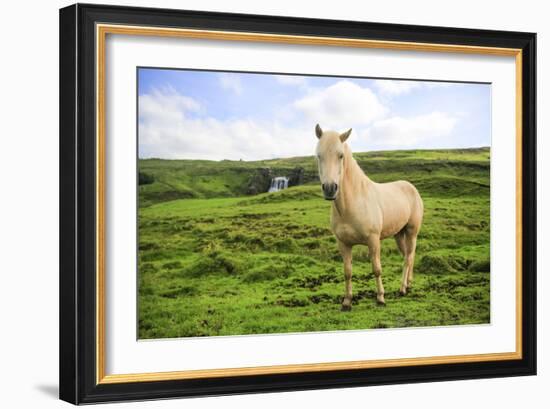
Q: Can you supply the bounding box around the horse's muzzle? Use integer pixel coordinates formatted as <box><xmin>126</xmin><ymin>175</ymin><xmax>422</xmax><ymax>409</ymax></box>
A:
<box><xmin>322</xmin><ymin>183</ymin><xmax>338</xmax><ymax>200</ymax></box>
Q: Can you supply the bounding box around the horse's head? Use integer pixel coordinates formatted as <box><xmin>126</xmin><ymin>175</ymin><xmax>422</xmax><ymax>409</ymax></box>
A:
<box><xmin>314</xmin><ymin>124</ymin><xmax>352</xmax><ymax>201</ymax></box>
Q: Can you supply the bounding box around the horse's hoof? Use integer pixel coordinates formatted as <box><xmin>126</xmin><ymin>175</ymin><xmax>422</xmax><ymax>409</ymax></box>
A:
<box><xmin>341</xmin><ymin>304</ymin><xmax>352</xmax><ymax>312</ymax></box>
<box><xmin>376</xmin><ymin>296</ymin><xmax>386</xmax><ymax>306</ymax></box>
<box><xmin>399</xmin><ymin>288</ymin><xmax>407</xmax><ymax>296</ymax></box>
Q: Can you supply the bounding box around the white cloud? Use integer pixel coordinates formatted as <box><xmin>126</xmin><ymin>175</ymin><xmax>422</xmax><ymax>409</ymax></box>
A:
<box><xmin>139</xmin><ymin>86</ymin><xmax>201</xmax><ymax>123</ymax></box>
<box><xmin>218</xmin><ymin>73</ymin><xmax>243</xmax><ymax>95</ymax></box>
<box><xmin>293</xmin><ymin>80</ymin><xmax>387</xmax><ymax>130</ymax></box>
<box><xmin>374</xmin><ymin>79</ymin><xmax>456</xmax><ymax>96</ymax></box>
<box><xmin>139</xmin><ymin>83</ymin><xmax>461</xmax><ymax>160</ymax></box>
<box><xmin>139</xmin><ymin>88</ymin><xmax>316</xmax><ymax>160</ymax></box>
<box><xmin>274</xmin><ymin>75</ymin><xmax>307</xmax><ymax>86</ymax></box>
<box><xmin>366</xmin><ymin>112</ymin><xmax>457</xmax><ymax>147</ymax></box>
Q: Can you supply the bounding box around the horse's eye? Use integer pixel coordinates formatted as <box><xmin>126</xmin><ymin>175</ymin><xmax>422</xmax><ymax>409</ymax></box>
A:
<box><xmin>339</xmin><ymin>153</ymin><xmax>344</xmax><ymax>159</ymax></box>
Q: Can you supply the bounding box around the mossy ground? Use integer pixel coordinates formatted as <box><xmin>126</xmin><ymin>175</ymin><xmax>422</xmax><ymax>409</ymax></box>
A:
<box><xmin>138</xmin><ymin>148</ymin><xmax>490</xmax><ymax>339</ymax></box>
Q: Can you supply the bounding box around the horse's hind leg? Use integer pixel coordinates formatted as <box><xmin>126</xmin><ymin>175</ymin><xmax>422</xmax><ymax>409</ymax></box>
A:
<box><xmin>399</xmin><ymin>229</ymin><xmax>418</xmax><ymax>295</ymax></box>
<box><xmin>405</xmin><ymin>233</ymin><xmax>418</xmax><ymax>289</ymax></box>
<box><xmin>395</xmin><ymin>231</ymin><xmax>407</xmax><ymax>257</ymax></box>
<box><xmin>369</xmin><ymin>236</ymin><xmax>385</xmax><ymax>305</ymax></box>
<box><xmin>338</xmin><ymin>240</ymin><xmax>353</xmax><ymax>311</ymax></box>
<box><xmin>395</xmin><ymin>231</ymin><xmax>409</xmax><ymax>295</ymax></box>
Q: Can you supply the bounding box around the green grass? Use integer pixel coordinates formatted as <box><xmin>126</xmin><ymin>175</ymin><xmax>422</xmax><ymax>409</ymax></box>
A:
<box><xmin>138</xmin><ymin>148</ymin><xmax>490</xmax><ymax>339</ymax></box>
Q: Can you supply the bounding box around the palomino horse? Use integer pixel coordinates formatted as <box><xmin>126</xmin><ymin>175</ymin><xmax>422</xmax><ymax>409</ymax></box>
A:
<box><xmin>315</xmin><ymin>124</ymin><xmax>424</xmax><ymax>310</ymax></box>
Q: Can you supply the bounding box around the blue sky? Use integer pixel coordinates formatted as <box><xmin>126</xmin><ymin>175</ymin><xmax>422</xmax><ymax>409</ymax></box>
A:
<box><xmin>138</xmin><ymin>68</ymin><xmax>491</xmax><ymax>160</ymax></box>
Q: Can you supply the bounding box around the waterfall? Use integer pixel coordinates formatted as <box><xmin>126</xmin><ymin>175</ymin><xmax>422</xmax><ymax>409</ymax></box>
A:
<box><xmin>268</xmin><ymin>176</ymin><xmax>289</xmax><ymax>193</ymax></box>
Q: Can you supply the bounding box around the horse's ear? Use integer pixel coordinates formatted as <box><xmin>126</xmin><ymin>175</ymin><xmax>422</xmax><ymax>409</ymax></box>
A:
<box><xmin>315</xmin><ymin>124</ymin><xmax>323</xmax><ymax>139</ymax></box>
<box><xmin>340</xmin><ymin>128</ymin><xmax>352</xmax><ymax>142</ymax></box>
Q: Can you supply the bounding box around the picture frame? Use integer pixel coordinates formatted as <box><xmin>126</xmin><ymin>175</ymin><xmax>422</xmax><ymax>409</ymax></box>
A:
<box><xmin>59</xmin><ymin>3</ymin><xmax>536</xmax><ymax>404</ymax></box>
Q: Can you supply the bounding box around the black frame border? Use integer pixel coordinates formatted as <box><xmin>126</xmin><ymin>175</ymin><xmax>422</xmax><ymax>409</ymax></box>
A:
<box><xmin>59</xmin><ymin>3</ymin><xmax>536</xmax><ymax>404</ymax></box>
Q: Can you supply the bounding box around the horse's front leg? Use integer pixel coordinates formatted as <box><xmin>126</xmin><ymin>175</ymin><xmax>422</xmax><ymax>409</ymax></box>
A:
<box><xmin>369</xmin><ymin>237</ymin><xmax>385</xmax><ymax>305</ymax></box>
<box><xmin>338</xmin><ymin>240</ymin><xmax>353</xmax><ymax>311</ymax></box>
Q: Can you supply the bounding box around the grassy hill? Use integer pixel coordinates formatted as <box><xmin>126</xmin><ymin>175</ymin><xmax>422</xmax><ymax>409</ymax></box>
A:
<box><xmin>138</xmin><ymin>148</ymin><xmax>491</xmax><ymax>339</ymax></box>
<box><xmin>138</xmin><ymin>147</ymin><xmax>490</xmax><ymax>205</ymax></box>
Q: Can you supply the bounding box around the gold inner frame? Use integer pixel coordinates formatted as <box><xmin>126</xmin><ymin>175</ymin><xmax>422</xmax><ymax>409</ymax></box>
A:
<box><xmin>96</xmin><ymin>23</ymin><xmax>523</xmax><ymax>385</ymax></box>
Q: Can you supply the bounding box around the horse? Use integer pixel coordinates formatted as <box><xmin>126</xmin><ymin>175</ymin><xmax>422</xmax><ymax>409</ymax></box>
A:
<box><xmin>314</xmin><ymin>124</ymin><xmax>424</xmax><ymax>311</ymax></box>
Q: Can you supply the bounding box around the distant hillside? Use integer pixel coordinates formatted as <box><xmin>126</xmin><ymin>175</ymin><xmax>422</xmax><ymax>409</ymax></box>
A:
<box><xmin>138</xmin><ymin>147</ymin><xmax>490</xmax><ymax>207</ymax></box>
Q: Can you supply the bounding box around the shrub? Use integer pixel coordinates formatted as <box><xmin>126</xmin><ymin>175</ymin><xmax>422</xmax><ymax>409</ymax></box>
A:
<box><xmin>185</xmin><ymin>249</ymin><xmax>244</xmax><ymax>277</ymax></box>
<box><xmin>138</xmin><ymin>172</ymin><xmax>155</xmax><ymax>185</ymax></box>
<box><xmin>242</xmin><ymin>262</ymin><xmax>293</xmax><ymax>283</ymax></box>
<box><xmin>418</xmin><ymin>254</ymin><xmax>482</xmax><ymax>274</ymax></box>
<box><xmin>469</xmin><ymin>259</ymin><xmax>490</xmax><ymax>272</ymax></box>
<box><xmin>418</xmin><ymin>255</ymin><xmax>455</xmax><ymax>275</ymax></box>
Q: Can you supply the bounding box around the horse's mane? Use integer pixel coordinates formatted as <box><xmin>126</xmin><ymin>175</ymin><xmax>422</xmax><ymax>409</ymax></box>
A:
<box><xmin>343</xmin><ymin>143</ymin><xmax>369</xmax><ymax>184</ymax></box>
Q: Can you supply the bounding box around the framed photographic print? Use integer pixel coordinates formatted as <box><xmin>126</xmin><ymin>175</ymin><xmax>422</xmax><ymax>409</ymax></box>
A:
<box><xmin>59</xmin><ymin>3</ymin><xmax>536</xmax><ymax>404</ymax></box>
